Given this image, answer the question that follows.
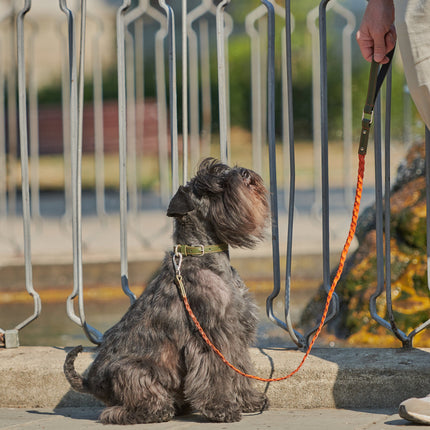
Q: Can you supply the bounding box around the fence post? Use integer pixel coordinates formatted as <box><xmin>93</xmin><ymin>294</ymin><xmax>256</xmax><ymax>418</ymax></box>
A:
<box><xmin>262</xmin><ymin>0</ymin><xmax>297</xmax><ymax>346</ymax></box>
<box><xmin>307</xmin><ymin>0</ymin><xmax>340</xmax><ymax>346</ymax></box>
<box><xmin>158</xmin><ymin>0</ymin><xmax>179</xmax><ymax>194</ymax></box>
<box><xmin>7</xmin><ymin>6</ymin><xmax>18</xmax><ymax>217</ymax></box>
<box><xmin>58</xmin><ymin>22</ymin><xmax>72</xmax><ymax>220</ymax></box>
<box><xmin>281</xmin><ymin>0</ymin><xmax>302</xmax><ymax>346</ymax></box>
<box><xmin>152</xmin><ymin>6</ymin><xmax>170</xmax><ymax>206</ymax></box>
<box><xmin>7</xmin><ymin>0</ymin><xmax>42</xmax><ymax>349</ymax></box>
<box><xmin>91</xmin><ymin>15</ymin><xmax>106</xmax><ymax>217</ymax></box>
<box><xmin>0</xmin><ymin>33</ymin><xmax>7</xmax><ymax>218</ymax></box>
<box><xmin>245</xmin><ymin>5</ymin><xmax>265</xmax><ymax>176</ymax></box>
<box><xmin>117</xmin><ymin>0</ymin><xmax>137</xmax><ymax>306</ymax></box>
<box><xmin>61</xmin><ymin>0</ymin><xmax>103</xmax><ymax>344</ymax></box>
<box><xmin>187</xmin><ymin>0</ymin><xmax>214</xmax><ymax>172</ymax></box>
<box><xmin>182</xmin><ymin>0</ymin><xmax>188</xmax><ymax>181</ymax></box>
<box><xmin>216</xmin><ymin>0</ymin><xmax>230</xmax><ymax>164</ymax></box>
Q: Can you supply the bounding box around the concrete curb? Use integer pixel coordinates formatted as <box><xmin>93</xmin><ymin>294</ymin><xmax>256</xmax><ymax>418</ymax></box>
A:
<box><xmin>1</xmin><ymin>347</ymin><xmax>429</xmax><ymax>410</ymax></box>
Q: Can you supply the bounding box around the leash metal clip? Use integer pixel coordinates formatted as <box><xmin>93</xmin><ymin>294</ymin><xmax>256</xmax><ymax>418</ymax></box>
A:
<box><xmin>361</xmin><ymin>109</ymin><xmax>374</xmax><ymax>127</ymax></box>
<box><xmin>173</xmin><ymin>245</ymin><xmax>183</xmax><ymax>275</ymax></box>
<box><xmin>358</xmin><ymin>110</ymin><xmax>374</xmax><ymax>155</ymax></box>
<box><xmin>172</xmin><ymin>248</ymin><xmax>187</xmax><ymax>298</ymax></box>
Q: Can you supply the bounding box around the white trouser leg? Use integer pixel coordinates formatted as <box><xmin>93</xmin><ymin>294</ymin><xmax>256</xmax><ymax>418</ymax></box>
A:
<box><xmin>394</xmin><ymin>0</ymin><xmax>430</xmax><ymax>130</ymax></box>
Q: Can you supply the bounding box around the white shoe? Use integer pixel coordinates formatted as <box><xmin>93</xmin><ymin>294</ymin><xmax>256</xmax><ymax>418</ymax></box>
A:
<box><xmin>399</xmin><ymin>394</ymin><xmax>430</xmax><ymax>425</ymax></box>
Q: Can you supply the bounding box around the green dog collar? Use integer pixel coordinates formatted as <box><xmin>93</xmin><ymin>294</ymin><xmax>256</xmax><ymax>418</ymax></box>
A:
<box><xmin>174</xmin><ymin>243</ymin><xmax>228</xmax><ymax>256</ymax></box>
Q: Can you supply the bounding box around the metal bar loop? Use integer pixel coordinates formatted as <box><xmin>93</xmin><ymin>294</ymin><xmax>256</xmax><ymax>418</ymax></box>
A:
<box><xmin>7</xmin><ymin>0</ymin><xmax>42</xmax><ymax>349</ymax></box>
<box><xmin>60</xmin><ymin>0</ymin><xmax>80</xmax><ymax>328</ymax></box>
<box><xmin>7</xmin><ymin>3</ymin><xmax>18</xmax><ymax>218</ymax></box>
<box><xmin>117</xmin><ymin>0</ymin><xmax>136</xmax><ymax>307</ymax></box>
<box><xmin>58</xmin><ymin>20</ymin><xmax>72</xmax><ymax>221</ymax></box>
<box><xmin>261</xmin><ymin>0</ymin><xmax>305</xmax><ymax>348</ymax></box>
<box><xmin>245</xmin><ymin>5</ymin><xmax>265</xmax><ymax>175</ymax></box>
<box><xmin>390</xmin><ymin>128</ymin><xmax>430</xmax><ymax>344</ymax></box>
<box><xmin>282</xmin><ymin>0</ymin><xmax>304</xmax><ymax>347</ymax></box>
<box><xmin>125</xmin><ymin>23</ymin><xmax>138</xmax><ymax>215</ymax></box>
<box><xmin>308</xmin><ymin>1</ymin><xmax>355</xmax><ymax>212</ymax></box>
<box><xmin>158</xmin><ymin>0</ymin><xmax>179</xmax><ymax>195</ymax></box>
<box><xmin>261</xmin><ymin>0</ymin><xmax>303</xmax><ymax>346</ymax></box>
<box><xmin>186</xmin><ymin>0</ymin><xmax>215</xmax><ymax>171</ymax></box>
<box><xmin>303</xmin><ymin>0</ymin><xmax>340</xmax><ymax>346</ymax></box>
<box><xmin>123</xmin><ymin>0</ymin><xmax>169</xmax><ymax>205</ymax></box>
<box><xmin>152</xmin><ymin>7</ymin><xmax>170</xmax><ymax>206</ymax></box>
<box><xmin>407</xmin><ymin>126</ymin><xmax>430</xmax><ymax>340</ymax></box>
<box><xmin>216</xmin><ymin>0</ymin><xmax>230</xmax><ymax>164</ymax></box>
<box><xmin>122</xmin><ymin>2</ymin><xmax>147</xmax><ymax>217</ymax></box>
<box><xmin>383</xmin><ymin>67</ymin><xmax>408</xmax><ymax>344</ymax></box>
<box><xmin>369</xmin><ymin>92</ymin><xmax>399</xmax><ymax>335</ymax></box>
<box><xmin>365</xmin><ymin>57</ymin><xmax>428</xmax><ymax>348</ymax></box>
<box><xmin>0</xmin><ymin>35</ymin><xmax>6</xmax><ymax>219</ymax></box>
<box><xmin>182</xmin><ymin>0</ymin><xmax>188</xmax><ymax>183</ymax></box>
<box><xmin>27</xmin><ymin>21</ymin><xmax>40</xmax><ymax>221</ymax></box>
<box><xmin>60</xmin><ymin>0</ymin><xmax>103</xmax><ymax>345</ymax></box>
<box><xmin>91</xmin><ymin>14</ymin><xmax>106</xmax><ymax>217</ymax></box>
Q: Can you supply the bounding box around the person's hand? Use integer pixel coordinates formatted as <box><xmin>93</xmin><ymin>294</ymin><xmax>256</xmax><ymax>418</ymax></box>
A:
<box><xmin>356</xmin><ymin>0</ymin><xmax>397</xmax><ymax>64</ymax></box>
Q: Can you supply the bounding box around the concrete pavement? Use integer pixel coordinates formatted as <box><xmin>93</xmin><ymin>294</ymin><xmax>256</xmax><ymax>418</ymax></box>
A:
<box><xmin>0</xmin><ymin>407</ymin><xmax>421</xmax><ymax>429</ymax></box>
<box><xmin>1</xmin><ymin>347</ymin><xmax>430</xmax><ymax>428</ymax></box>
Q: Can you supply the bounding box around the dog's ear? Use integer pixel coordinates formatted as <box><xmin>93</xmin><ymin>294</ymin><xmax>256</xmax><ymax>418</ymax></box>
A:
<box><xmin>167</xmin><ymin>186</ymin><xmax>195</xmax><ymax>217</ymax></box>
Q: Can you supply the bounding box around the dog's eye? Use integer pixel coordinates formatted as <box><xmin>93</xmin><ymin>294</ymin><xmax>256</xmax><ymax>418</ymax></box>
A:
<box><xmin>192</xmin><ymin>188</ymin><xmax>203</xmax><ymax>199</ymax></box>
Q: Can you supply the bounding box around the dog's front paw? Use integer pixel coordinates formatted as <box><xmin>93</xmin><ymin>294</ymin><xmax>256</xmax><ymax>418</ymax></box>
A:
<box><xmin>99</xmin><ymin>406</ymin><xmax>130</xmax><ymax>425</ymax></box>
<box><xmin>241</xmin><ymin>391</ymin><xmax>269</xmax><ymax>413</ymax></box>
<box><xmin>202</xmin><ymin>402</ymin><xmax>242</xmax><ymax>423</ymax></box>
<box><xmin>100</xmin><ymin>405</ymin><xmax>175</xmax><ymax>424</ymax></box>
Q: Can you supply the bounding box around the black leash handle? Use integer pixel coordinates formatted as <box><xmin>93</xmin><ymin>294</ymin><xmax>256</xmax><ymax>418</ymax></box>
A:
<box><xmin>358</xmin><ymin>48</ymin><xmax>395</xmax><ymax>155</ymax></box>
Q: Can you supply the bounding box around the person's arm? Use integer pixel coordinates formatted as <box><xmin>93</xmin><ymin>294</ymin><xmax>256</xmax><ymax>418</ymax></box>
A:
<box><xmin>356</xmin><ymin>0</ymin><xmax>397</xmax><ymax>64</ymax></box>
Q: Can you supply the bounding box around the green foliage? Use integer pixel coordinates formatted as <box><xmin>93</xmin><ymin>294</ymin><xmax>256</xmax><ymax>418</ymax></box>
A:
<box><xmin>223</xmin><ymin>0</ymin><xmax>409</xmax><ymax>140</ymax></box>
<box><xmin>412</xmin><ymin>272</ymin><xmax>429</xmax><ymax>294</ymax></box>
<box><xmin>228</xmin><ymin>35</ymin><xmax>252</xmax><ymax>129</ymax></box>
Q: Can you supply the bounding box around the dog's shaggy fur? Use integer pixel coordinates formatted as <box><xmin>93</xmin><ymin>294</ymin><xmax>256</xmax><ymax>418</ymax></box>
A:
<box><xmin>64</xmin><ymin>158</ymin><xmax>270</xmax><ymax>424</ymax></box>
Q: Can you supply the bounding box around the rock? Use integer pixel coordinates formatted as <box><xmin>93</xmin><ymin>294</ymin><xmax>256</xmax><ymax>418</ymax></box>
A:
<box><xmin>300</xmin><ymin>141</ymin><xmax>430</xmax><ymax>347</ymax></box>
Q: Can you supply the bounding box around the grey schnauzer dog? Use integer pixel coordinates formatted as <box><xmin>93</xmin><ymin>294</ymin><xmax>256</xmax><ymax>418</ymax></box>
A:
<box><xmin>64</xmin><ymin>158</ymin><xmax>270</xmax><ymax>424</ymax></box>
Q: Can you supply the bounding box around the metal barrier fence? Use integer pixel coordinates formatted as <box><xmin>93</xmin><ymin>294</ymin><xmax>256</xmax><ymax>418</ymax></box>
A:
<box><xmin>0</xmin><ymin>0</ymin><xmax>428</xmax><ymax>349</ymax></box>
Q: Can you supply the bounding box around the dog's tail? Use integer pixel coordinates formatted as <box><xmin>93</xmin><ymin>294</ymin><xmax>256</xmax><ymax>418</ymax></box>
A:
<box><xmin>63</xmin><ymin>345</ymin><xmax>88</xmax><ymax>393</ymax></box>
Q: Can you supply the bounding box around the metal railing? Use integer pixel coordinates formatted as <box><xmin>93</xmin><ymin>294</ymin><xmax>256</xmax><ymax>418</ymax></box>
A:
<box><xmin>0</xmin><ymin>0</ymin><xmax>428</xmax><ymax>350</ymax></box>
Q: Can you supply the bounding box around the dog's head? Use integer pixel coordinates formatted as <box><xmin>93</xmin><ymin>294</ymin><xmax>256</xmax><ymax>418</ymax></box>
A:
<box><xmin>167</xmin><ymin>158</ymin><xmax>269</xmax><ymax>248</ymax></box>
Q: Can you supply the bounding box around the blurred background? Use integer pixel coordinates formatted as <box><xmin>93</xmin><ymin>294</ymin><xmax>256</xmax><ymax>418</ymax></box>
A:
<box><xmin>0</xmin><ymin>0</ymin><xmax>427</xmax><ymax>349</ymax></box>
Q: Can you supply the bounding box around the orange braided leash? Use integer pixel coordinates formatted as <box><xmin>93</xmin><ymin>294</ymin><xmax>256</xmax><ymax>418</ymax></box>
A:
<box><xmin>174</xmin><ymin>153</ymin><xmax>365</xmax><ymax>382</ymax></box>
